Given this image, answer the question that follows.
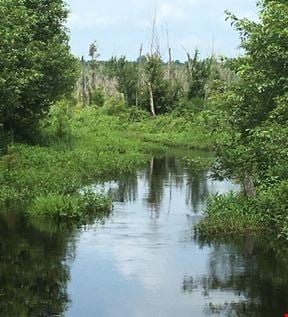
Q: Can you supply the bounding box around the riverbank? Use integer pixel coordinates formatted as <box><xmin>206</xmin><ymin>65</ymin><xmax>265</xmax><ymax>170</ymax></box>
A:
<box><xmin>0</xmin><ymin>106</ymin><xmax>220</xmax><ymax>219</ymax></box>
<box><xmin>195</xmin><ymin>180</ymin><xmax>288</xmax><ymax>240</ymax></box>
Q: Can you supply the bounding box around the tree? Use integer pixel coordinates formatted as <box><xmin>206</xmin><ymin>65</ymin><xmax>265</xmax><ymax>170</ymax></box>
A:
<box><xmin>106</xmin><ymin>56</ymin><xmax>138</xmax><ymax>106</ymax></box>
<box><xmin>139</xmin><ymin>54</ymin><xmax>181</xmax><ymax>115</ymax></box>
<box><xmin>0</xmin><ymin>0</ymin><xmax>78</xmax><ymax>142</ymax></box>
<box><xmin>215</xmin><ymin>0</ymin><xmax>288</xmax><ymax>193</ymax></box>
<box><xmin>186</xmin><ymin>49</ymin><xmax>210</xmax><ymax>100</ymax></box>
<box><xmin>226</xmin><ymin>0</ymin><xmax>288</xmax><ymax>133</ymax></box>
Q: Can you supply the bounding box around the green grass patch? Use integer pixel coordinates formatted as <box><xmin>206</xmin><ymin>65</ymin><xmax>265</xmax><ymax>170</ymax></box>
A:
<box><xmin>196</xmin><ymin>181</ymin><xmax>288</xmax><ymax>239</ymax></box>
<box><xmin>129</xmin><ymin>114</ymin><xmax>226</xmax><ymax>150</ymax></box>
<box><xmin>28</xmin><ymin>190</ymin><xmax>111</xmax><ymax>219</ymax></box>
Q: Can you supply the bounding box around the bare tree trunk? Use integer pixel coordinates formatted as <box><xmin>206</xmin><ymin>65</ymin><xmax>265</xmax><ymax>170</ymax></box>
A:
<box><xmin>168</xmin><ymin>47</ymin><xmax>172</xmax><ymax>81</ymax></box>
<box><xmin>136</xmin><ymin>43</ymin><xmax>143</xmax><ymax>108</ymax></box>
<box><xmin>243</xmin><ymin>172</ymin><xmax>256</xmax><ymax>197</ymax></box>
<box><xmin>165</xmin><ymin>26</ymin><xmax>172</xmax><ymax>81</ymax></box>
<box><xmin>148</xmin><ymin>82</ymin><xmax>156</xmax><ymax>116</ymax></box>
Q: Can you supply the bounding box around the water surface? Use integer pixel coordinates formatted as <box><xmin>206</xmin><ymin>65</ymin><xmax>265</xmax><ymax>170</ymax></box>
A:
<box><xmin>1</xmin><ymin>154</ymin><xmax>288</xmax><ymax>317</ymax></box>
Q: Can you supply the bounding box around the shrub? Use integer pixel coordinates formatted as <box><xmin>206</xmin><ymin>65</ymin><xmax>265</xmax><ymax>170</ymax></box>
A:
<box><xmin>28</xmin><ymin>190</ymin><xmax>112</xmax><ymax>219</ymax></box>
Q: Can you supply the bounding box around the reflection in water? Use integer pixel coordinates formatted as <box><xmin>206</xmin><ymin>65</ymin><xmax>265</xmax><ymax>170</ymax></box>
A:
<box><xmin>108</xmin><ymin>155</ymin><xmax>211</xmax><ymax>219</ymax></box>
<box><xmin>113</xmin><ymin>175</ymin><xmax>138</xmax><ymax>203</ymax></box>
<box><xmin>0</xmin><ymin>213</ymin><xmax>73</xmax><ymax>317</ymax></box>
<box><xmin>0</xmin><ymin>211</ymin><xmax>110</xmax><ymax>317</ymax></box>
<box><xmin>1</xmin><ymin>154</ymin><xmax>288</xmax><ymax>317</ymax></box>
<box><xmin>195</xmin><ymin>236</ymin><xmax>288</xmax><ymax>317</ymax></box>
<box><xmin>108</xmin><ymin>155</ymin><xmax>213</xmax><ymax>216</ymax></box>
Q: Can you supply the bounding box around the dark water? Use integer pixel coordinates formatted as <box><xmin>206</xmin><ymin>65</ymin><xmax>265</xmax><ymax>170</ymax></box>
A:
<box><xmin>1</xmin><ymin>154</ymin><xmax>288</xmax><ymax>317</ymax></box>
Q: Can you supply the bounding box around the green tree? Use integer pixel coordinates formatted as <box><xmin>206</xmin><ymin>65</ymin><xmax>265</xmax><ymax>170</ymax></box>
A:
<box><xmin>139</xmin><ymin>54</ymin><xmax>181</xmax><ymax>115</ymax></box>
<box><xmin>0</xmin><ymin>0</ymin><xmax>78</xmax><ymax>142</ymax></box>
<box><xmin>106</xmin><ymin>56</ymin><xmax>138</xmax><ymax>106</ymax></box>
<box><xmin>186</xmin><ymin>49</ymin><xmax>210</xmax><ymax>100</ymax></box>
<box><xmin>226</xmin><ymin>0</ymin><xmax>288</xmax><ymax>133</ymax></box>
<box><xmin>215</xmin><ymin>0</ymin><xmax>288</xmax><ymax>194</ymax></box>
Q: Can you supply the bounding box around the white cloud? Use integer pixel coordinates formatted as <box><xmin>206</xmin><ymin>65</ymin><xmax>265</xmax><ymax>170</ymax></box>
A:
<box><xmin>67</xmin><ymin>12</ymin><xmax>113</xmax><ymax>29</ymax></box>
<box><xmin>158</xmin><ymin>3</ymin><xmax>185</xmax><ymax>22</ymax></box>
<box><xmin>135</xmin><ymin>19</ymin><xmax>151</xmax><ymax>30</ymax></box>
<box><xmin>176</xmin><ymin>35</ymin><xmax>205</xmax><ymax>55</ymax></box>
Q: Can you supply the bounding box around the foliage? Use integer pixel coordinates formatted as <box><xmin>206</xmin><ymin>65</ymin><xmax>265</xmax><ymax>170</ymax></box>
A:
<box><xmin>198</xmin><ymin>0</ymin><xmax>288</xmax><ymax>239</ymax></box>
<box><xmin>100</xmin><ymin>95</ymin><xmax>128</xmax><ymax>116</ymax></box>
<box><xmin>0</xmin><ymin>106</ymin><xmax>155</xmax><ymax>215</ymax></box>
<box><xmin>196</xmin><ymin>192</ymin><xmax>268</xmax><ymax>237</ymax></box>
<box><xmin>217</xmin><ymin>1</ymin><xmax>288</xmax><ymax>182</ymax></box>
<box><xmin>106</xmin><ymin>56</ymin><xmax>138</xmax><ymax>106</ymax></box>
<box><xmin>28</xmin><ymin>190</ymin><xmax>111</xmax><ymax>219</ymax></box>
<box><xmin>40</xmin><ymin>100</ymin><xmax>72</xmax><ymax>142</ymax></box>
<box><xmin>196</xmin><ymin>180</ymin><xmax>288</xmax><ymax>239</ymax></box>
<box><xmin>138</xmin><ymin>54</ymin><xmax>182</xmax><ymax>115</ymax></box>
<box><xmin>186</xmin><ymin>50</ymin><xmax>210</xmax><ymax>99</ymax></box>
<box><xmin>0</xmin><ymin>0</ymin><xmax>78</xmax><ymax>142</ymax></box>
<box><xmin>0</xmin><ymin>101</ymin><xmax>225</xmax><ymax>217</ymax></box>
<box><xmin>90</xmin><ymin>86</ymin><xmax>105</xmax><ymax>107</ymax></box>
<box><xmin>76</xmin><ymin>46</ymin><xmax>234</xmax><ymax>122</ymax></box>
<box><xmin>225</xmin><ymin>0</ymin><xmax>288</xmax><ymax>133</ymax></box>
<box><xmin>131</xmin><ymin>113</ymin><xmax>225</xmax><ymax>150</ymax></box>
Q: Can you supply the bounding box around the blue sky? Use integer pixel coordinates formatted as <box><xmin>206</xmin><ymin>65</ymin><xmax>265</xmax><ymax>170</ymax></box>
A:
<box><xmin>66</xmin><ymin>0</ymin><xmax>258</xmax><ymax>61</ymax></box>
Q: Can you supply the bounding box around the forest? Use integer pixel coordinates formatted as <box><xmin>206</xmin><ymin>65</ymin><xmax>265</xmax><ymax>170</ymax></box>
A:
<box><xmin>0</xmin><ymin>0</ymin><xmax>287</xmax><ymax>237</ymax></box>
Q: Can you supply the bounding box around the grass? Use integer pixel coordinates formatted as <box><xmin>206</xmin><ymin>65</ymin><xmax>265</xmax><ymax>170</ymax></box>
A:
<box><xmin>195</xmin><ymin>193</ymin><xmax>268</xmax><ymax>237</ymax></box>
<box><xmin>129</xmin><ymin>114</ymin><xmax>226</xmax><ymax>150</ymax></box>
<box><xmin>195</xmin><ymin>181</ymin><xmax>288</xmax><ymax>240</ymax></box>
<box><xmin>28</xmin><ymin>190</ymin><xmax>112</xmax><ymax>219</ymax></box>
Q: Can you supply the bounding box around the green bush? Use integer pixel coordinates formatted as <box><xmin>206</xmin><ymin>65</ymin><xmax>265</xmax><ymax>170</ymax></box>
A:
<box><xmin>28</xmin><ymin>190</ymin><xmax>111</xmax><ymax>219</ymax></box>
<box><xmin>196</xmin><ymin>181</ymin><xmax>288</xmax><ymax>239</ymax></box>
<box><xmin>40</xmin><ymin>100</ymin><xmax>72</xmax><ymax>142</ymax></box>
<box><xmin>101</xmin><ymin>95</ymin><xmax>127</xmax><ymax>115</ymax></box>
<box><xmin>90</xmin><ymin>86</ymin><xmax>105</xmax><ymax>107</ymax></box>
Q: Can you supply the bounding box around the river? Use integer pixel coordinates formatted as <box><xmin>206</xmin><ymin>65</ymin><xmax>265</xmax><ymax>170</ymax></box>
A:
<box><xmin>0</xmin><ymin>152</ymin><xmax>288</xmax><ymax>316</ymax></box>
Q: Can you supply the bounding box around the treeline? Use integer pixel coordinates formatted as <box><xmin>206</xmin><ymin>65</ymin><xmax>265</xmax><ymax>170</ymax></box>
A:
<box><xmin>75</xmin><ymin>46</ymin><xmax>234</xmax><ymax>116</ymax></box>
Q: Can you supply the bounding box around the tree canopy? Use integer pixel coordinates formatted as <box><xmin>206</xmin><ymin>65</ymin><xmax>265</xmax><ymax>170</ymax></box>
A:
<box><xmin>0</xmin><ymin>0</ymin><xmax>78</xmax><ymax>142</ymax></box>
<box><xmin>226</xmin><ymin>0</ymin><xmax>288</xmax><ymax>133</ymax></box>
